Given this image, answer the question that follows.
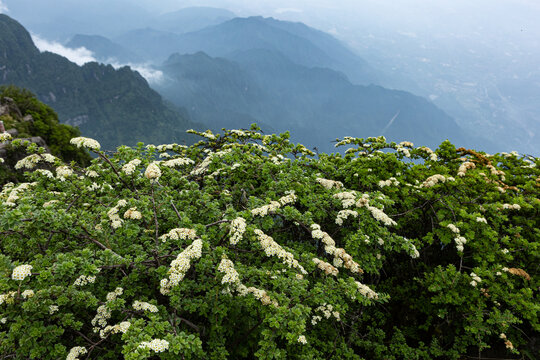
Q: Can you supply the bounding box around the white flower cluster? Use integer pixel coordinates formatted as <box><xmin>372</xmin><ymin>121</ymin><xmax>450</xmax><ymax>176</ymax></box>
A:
<box><xmin>269</xmin><ymin>154</ymin><xmax>287</xmax><ymax>165</ymax></box>
<box><xmin>133</xmin><ymin>300</ymin><xmax>158</xmax><ymax>313</ymax></box>
<box><xmin>217</xmin><ymin>256</ymin><xmax>278</xmax><ymax>306</ymax></box>
<box><xmin>251</xmin><ymin>192</ymin><xmax>297</xmax><ymax>217</ymax></box>
<box><xmin>499</xmin><ymin>333</ymin><xmax>514</xmax><ymax>350</ymax></box>
<box><xmin>355</xmin><ymin>281</ymin><xmax>379</xmax><ymax>299</ymax></box>
<box><xmin>335</xmin><ymin>209</ymin><xmax>358</xmax><ymax>226</ymax></box>
<box><xmin>157</xmin><ymin>143</ymin><xmax>186</xmax><ymax>152</ymax></box>
<box><xmin>1</xmin><ymin>182</ymin><xmax>35</xmax><ymax>206</ymax></box>
<box><xmin>316</xmin><ymin>177</ymin><xmax>343</xmax><ymax>189</ymax></box>
<box><xmin>33</xmin><ymin>169</ymin><xmax>53</xmax><ymax>178</ymax></box>
<box><xmin>56</xmin><ymin>166</ymin><xmax>73</xmax><ymax>181</ymax></box>
<box><xmin>107</xmin><ymin>200</ymin><xmax>128</xmax><ymax>229</ymax></box>
<box><xmin>486</xmin><ymin>164</ymin><xmax>505</xmax><ymax>179</ymax></box>
<box><xmin>0</xmin><ymin>292</ymin><xmax>16</xmax><ymax>305</ymax></box>
<box><xmin>70</xmin><ymin>137</ymin><xmax>100</xmax><ymax>151</ymax></box>
<box><xmin>333</xmin><ymin>191</ymin><xmax>357</xmax><ymax>208</ymax></box>
<box><xmin>12</xmin><ymin>264</ymin><xmax>33</xmax><ymax>281</ymax></box>
<box><xmin>229</xmin><ymin>217</ymin><xmax>247</xmax><ymax>245</ymax></box>
<box><xmin>399</xmin><ymin>141</ymin><xmax>414</xmax><ymax>148</ymax></box>
<box><xmin>237</xmin><ymin>283</ymin><xmax>277</xmax><ymax>306</ymax></box>
<box><xmin>446</xmin><ymin>224</ymin><xmax>466</xmax><ymax>252</ymax></box>
<box><xmin>312</xmin><ymin>258</ymin><xmax>339</xmax><ymax>276</ymax></box>
<box><xmin>396</xmin><ymin>145</ymin><xmax>411</xmax><ymax>158</ymax></box>
<box><xmin>14</xmin><ymin>153</ymin><xmax>56</xmax><ymax>170</ymax></box>
<box><xmin>85</xmin><ymin>169</ymin><xmax>99</xmax><ymax>178</ymax></box>
<box><xmin>218</xmin><ymin>257</ymin><xmax>240</xmax><ymax>285</ymax></box>
<box><xmin>421</xmin><ymin>174</ymin><xmax>454</xmax><ymax>188</ymax></box>
<box><xmin>49</xmin><ymin>305</ymin><xmax>59</xmax><ymax>314</ymax></box>
<box><xmin>378</xmin><ymin>177</ymin><xmax>400</xmax><ymax>188</ymax></box>
<box><xmin>160</xmin><ymin>239</ymin><xmax>203</xmax><ymax>294</ymax></box>
<box><xmin>297</xmin><ymin>335</ymin><xmax>307</xmax><ymax>344</ymax></box>
<box><xmin>230</xmin><ymin>129</ymin><xmax>247</xmax><ymax>137</ymax></box>
<box><xmin>365</xmin><ymin>205</ymin><xmax>397</xmax><ymax>226</ymax></box>
<box><xmin>254</xmin><ymin>229</ymin><xmax>307</xmax><ymax>275</ymax></box>
<box><xmin>0</xmin><ymin>132</ymin><xmax>12</xmax><ymax>141</ymax></box>
<box><xmin>447</xmin><ymin>224</ymin><xmax>460</xmax><ymax>234</ymax></box>
<box><xmin>91</xmin><ymin>287</ymin><xmax>123</xmax><ymax>335</ymax></box>
<box><xmin>457</xmin><ymin>161</ymin><xmax>476</xmax><ymax>177</ymax></box>
<box><xmin>313</xmin><ymin>303</ymin><xmax>341</xmax><ymax>324</ymax></box>
<box><xmin>502</xmin><ymin>203</ymin><xmax>521</xmax><ymax>210</ymax></box>
<box><xmin>470</xmin><ymin>272</ymin><xmax>482</xmax><ymax>287</ymax></box>
<box><xmin>159</xmin><ymin>228</ymin><xmax>197</xmax><ymax>242</ymax></box>
<box><xmin>66</xmin><ymin>346</ymin><xmax>87</xmax><ymax>360</ymax></box>
<box><xmin>334</xmin><ymin>136</ymin><xmax>356</xmax><ymax>147</ymax></box>
<box><xmin>73</xmin><ymin>274</ymin><xmax>96</xmax><ymax>286</ymax></box>
<box><xmin>454</xmin><ymin>236</ymin><xmax>467</xmax><ymax>253</ymax></box>
<box><xmin>476</xmin><ymin>217</ymin><xmax>488</xmax><ymax>224</ymax></box>
<box><xmin>138</xmin><ymin>339</ymin><xmax>169</xmax><ymax>353</ymax></box>
<box><xmin>124</xmin><ymin>207</ymin><xmax>142</xmax><ymax>220</ymax></box>
<box><xmin>417</xmin><ymin>146</ymin><xmax>438</xmax><ymax>161</ymax></box>
<box><xmin>122</xmin><ymin>158</ymin><xmax>142</xmax><ymax>175</ymax></box>
<box><xmin>100</xmin><ymin>321</ymin><xmax>131</xmax><ymax>338</ymax></box>
<box><xmin>310</xmin><ymin>224</ymin><xmax>362</xmax><ymax>274</ymax></box>
<box><xmin>21</xmin><ymin>289</ymin><xmax>34</xmax><ymax>298</ymax></box>
<box><xmin>190</xmin><ymin>149</ymin><xmax>231</xmax><ymax>176</ymax></box>
<box><xmin>162</xmin><ymin>157</ymin><xmax>194</xmax><ymax>168</ymax></box>
<box><xmin>144</xmin><ymin>162</ymin><xmax>161</xmax><ymax>181</ymax></box>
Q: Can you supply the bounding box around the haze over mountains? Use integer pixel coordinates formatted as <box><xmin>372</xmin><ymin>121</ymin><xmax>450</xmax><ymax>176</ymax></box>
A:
<box><xmin>2</xmin><ymin>1</ymin><xmax>536</xmax><ymax>154</ymax></box>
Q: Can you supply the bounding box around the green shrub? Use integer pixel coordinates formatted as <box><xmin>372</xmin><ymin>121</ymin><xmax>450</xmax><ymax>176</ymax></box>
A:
<box><xmin>0</xmin><ymin>126</ymin><xmax>538</xmax><ymax>359</ymax></box>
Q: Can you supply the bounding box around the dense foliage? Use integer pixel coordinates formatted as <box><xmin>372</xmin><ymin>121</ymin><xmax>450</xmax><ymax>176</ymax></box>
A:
<box><xmin>0</xmin><ymin>126</ymin><xmax>538</xmax><ymax>359</ymax></box>
<box><xmin>0</xmin><ymin>85</ymin><xmax>91</xmax><ymax>183</ymax></box>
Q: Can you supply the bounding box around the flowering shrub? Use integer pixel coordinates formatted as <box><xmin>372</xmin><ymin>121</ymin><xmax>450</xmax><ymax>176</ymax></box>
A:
<box><xmin>0</xmin><ymin>126</ymin><xmax>538</xmax><ymax>359</ymax></box>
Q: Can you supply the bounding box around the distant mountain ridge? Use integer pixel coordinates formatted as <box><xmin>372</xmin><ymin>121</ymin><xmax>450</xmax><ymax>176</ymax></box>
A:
<box><xmin>113</xmin><ymin>16</ymin><xmax>381</xmax><ymax>85</ymax></box>
<box><xmin>156</xmin><ymin>50</ymin><xmax>488</xmax><ymax>152</ymax></box>
<box><xmin>0</xmin><ymin>14</ymin><xmax>200</xmax><ymax>150</ymax></box>
<box><xmin>66</xmin><ymin>34</ymin><xmax>142</xmax><ymax>63</ymax></box>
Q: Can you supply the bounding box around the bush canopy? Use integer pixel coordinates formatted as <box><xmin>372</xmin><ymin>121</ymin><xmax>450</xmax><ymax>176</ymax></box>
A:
<box><xmin>0</xmin><ymin>126</ymin><xmax>538</xmax><ymax>359</ymax></box>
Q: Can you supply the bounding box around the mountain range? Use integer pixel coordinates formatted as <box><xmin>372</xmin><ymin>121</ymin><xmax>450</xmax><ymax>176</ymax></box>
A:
<box><xmin>0</xmin><ymin>14</ymin><xmax>199</xmax><ymax>150</ymax></box>
<box><xmin>2</xmin><ymin>11</ymin><xmax>495</xmax><ymax>152</ymax></box>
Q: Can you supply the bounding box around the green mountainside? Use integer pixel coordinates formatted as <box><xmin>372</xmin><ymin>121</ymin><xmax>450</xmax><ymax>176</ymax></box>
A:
<box><xmin>0</xmin><ymin>85</ymin><xmax>92</xmax><ymax>183</ymax></box>
<box><xmin>0</xmin><ymin>14</ymin><xmax>200</xmax><ymax>151</ymax></box>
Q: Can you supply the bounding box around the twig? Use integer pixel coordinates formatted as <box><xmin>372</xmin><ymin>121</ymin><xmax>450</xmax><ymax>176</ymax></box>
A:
<box><xmin>205</xmin><ymin>219</ymin><xmax>230</xmax><ymax>227</ymax></box>
<box><xmin>171</xmin><ymin>201</ymin><xmax>182</xmax><ymax>222</ymax></box>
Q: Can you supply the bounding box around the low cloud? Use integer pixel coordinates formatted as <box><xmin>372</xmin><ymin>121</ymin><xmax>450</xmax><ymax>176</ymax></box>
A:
<box><xmin>30</xmin><ymin>34</ymin><xmax>163</xmax><ymax>84</ymax></box>
<box><xmin>109</xmin><ymin>61</ymin><xmax>165</xmax><ymax>85</ymax></box>
<box><xmin>0</xmin><ymin>0</ymin><xmax>8</xmax><ymax>13</ymax></box>
<box><xmin>32</xmin><ymin>34</ymin><xmax>97</xmax><ymax>65</ymax></box>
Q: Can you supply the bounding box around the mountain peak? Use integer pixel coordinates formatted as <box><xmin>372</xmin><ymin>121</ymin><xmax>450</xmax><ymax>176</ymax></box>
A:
<box><xmin>0</xmin><ymin>14</ymin><xmax>40</xmax><ymax>59</ymax></box>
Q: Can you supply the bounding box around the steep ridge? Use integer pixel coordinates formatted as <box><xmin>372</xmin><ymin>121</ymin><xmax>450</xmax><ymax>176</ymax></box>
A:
<box><xmin>0</xmin><ymin>14</ymin><xmax>200</xmax><ymax>150</ymax></box>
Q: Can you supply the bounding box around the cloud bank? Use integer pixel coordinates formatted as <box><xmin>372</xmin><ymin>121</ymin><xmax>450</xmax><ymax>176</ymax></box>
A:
<box><xmin>30</xmin><ymin>33</ymin><xmax>164</xmax><ymax>84</ymax></box>
<box><xmin>31</xmin><ymin>34</ymin><xmax>97</xmax><ymax>66</ymax></box>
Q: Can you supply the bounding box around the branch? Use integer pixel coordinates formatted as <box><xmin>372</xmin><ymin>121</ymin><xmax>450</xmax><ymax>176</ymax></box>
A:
<box><xmin>171</xmin><ymin>201</ymin><xmax>182</xmax><ymax>222</ymax></box>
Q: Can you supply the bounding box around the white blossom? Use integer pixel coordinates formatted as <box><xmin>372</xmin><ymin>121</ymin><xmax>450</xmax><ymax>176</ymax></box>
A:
<box><xmin>70</xmin><ymin>137</ymin><xmax>101</xmax><ymax>151</ymax></box>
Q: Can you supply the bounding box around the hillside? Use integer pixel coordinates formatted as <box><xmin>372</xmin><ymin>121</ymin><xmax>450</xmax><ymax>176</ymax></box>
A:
<box><xmin>0</xmin><ymin>85</ymin><xmax>92</xmax><ymax>183</ymax></box>
<box><xmin>0</xmin><ymin>14</ymin><xmax>200</xmax><ymax>150</ymax></box>
<box><xmin>155</xmin><ymin>51</ymin><xmax>488</xmax><ymax>152</ymax></box>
